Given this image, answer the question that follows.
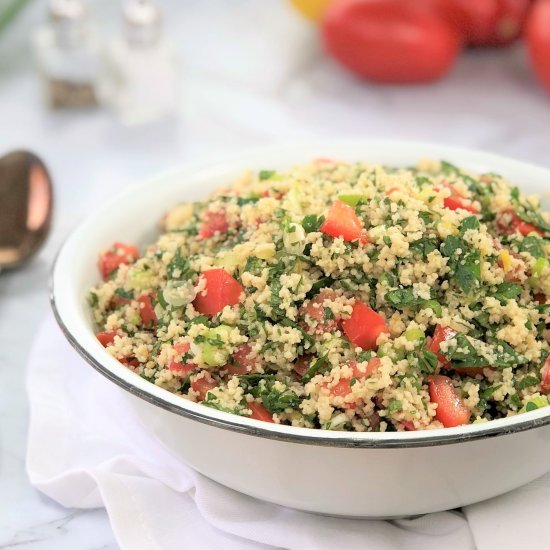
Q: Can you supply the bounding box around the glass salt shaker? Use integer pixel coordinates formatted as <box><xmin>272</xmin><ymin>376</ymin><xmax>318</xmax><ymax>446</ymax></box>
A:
<box><xmin>102</xmin><ymin>0</ymin><xmax>180</xmax><ymax>125</ymax></box>
<box><xmin>33</xmin><ymin>0</ymin><xmax>100</xmax><ymax>109</ymax></box>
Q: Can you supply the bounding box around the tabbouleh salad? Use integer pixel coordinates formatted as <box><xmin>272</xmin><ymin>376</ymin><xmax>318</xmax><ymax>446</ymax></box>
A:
<box><xmin>89</xmin><ymin>158</ymin><xmax>550</xmax><ymax>432</ymax></box>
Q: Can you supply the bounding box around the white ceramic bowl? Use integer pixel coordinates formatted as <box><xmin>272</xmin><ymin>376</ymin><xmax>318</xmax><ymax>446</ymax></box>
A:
<box><xmin>52</xmin><ymin>141</ymin><xmax>550</xmax><ymax>517</ymax></box>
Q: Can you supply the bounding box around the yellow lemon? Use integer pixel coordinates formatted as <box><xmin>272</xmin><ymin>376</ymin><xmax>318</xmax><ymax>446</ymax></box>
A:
<box><xmin>289</xmin><ymin>0</ymin><xmax>332</xmax><ymax>22</ymax></box>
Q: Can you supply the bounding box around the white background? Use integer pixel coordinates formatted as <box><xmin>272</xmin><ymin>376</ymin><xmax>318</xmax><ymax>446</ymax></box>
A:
<box><xmin>1</xmin><ymin>0</ymin><xmax>550</xmax><ymax>547</ymax></box>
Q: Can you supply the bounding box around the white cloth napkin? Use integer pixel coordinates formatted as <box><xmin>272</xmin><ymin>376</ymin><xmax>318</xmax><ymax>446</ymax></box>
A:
<box><xmin>26</xmin><ymin>315</ymin><xmax>550</xmax><ymax>550</ymax></box>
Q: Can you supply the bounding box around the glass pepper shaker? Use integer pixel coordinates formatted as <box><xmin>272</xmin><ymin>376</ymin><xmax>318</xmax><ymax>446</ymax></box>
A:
<box><xmin>102</xmin><ymin>0</ymin><xmax>180</xmax><ymax>125</ymax></box>
<box><xmin>33</xmin><ymin>0</ymin><xmax>100</xmax><ymax>109</ymax></box>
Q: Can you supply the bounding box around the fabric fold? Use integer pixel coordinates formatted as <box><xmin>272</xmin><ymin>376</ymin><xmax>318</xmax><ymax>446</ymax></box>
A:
<box><xmin>26</xmin><ymin>314</ymin><xmax>549</xmax><ymax>550</ymax></box>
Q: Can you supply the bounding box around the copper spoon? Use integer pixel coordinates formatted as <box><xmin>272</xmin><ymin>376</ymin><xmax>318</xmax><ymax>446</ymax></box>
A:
<box><xmin>0</xmin><ymin>151</ymin><xmax>53</xmax><ymax>269</ymax></box>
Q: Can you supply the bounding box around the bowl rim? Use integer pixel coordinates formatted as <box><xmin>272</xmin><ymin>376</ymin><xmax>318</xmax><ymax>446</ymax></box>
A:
<box><xmin>50</xmin><ymin>139</ymin><xmax>550</xmax><ymax>449</ymax></box>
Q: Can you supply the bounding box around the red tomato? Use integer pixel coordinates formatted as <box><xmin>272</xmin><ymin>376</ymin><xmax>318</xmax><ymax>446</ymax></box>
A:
<box><xmin>96</xmin><ymin>330</ymin><xmax>117</xmax><ymax>347</ymax></box>
<box><xmin>400</xmin><ymin>420</ymin><xmax>416</xmax><ymax>431</ymax></box>
<box><xmin>540</xmin><ymin>356</ymin><xmax>550</xmax><ymax>393</ymax></box>
<box><xmin>329</xmin><ymin>377</ymin><xmax>356</xmax><ymax>398</ymax></box>
<box><xmin>120</xmin><ymin>356</ymin><xmax>140</xmax><ymax>368</ymax></box>
<box><xmin>320</xmin><ymin>200</ymin><xmax>367</xmax><ymax>243</ymax></box>
<box><xmin>226</xmin><ymin>344</ymin><xmax>262</xmax><ymax>375</ymax></box>
<box><xmin>341</xmin><ymin>301</ymin><xmax>389</xmax><ymax>350</ymax></box>
<box><xmin>193</xmin><ymin>269</ymin><xmax>243</xmax><ymax>316</ymax></box>
<box><xmin>198</xmin><ymin>210</ymin><xmax>229</xmax><ymax>239</ymax></box>
<box><xmin>450</xmin><ymin>0</ymin><xmax>531</xmax><ymax>46</ymax></box>
<box><xmin>428</xmin><ymin>375</ymin><xmax>471</xmax><ymax>427</ymax></box>
<box><xmin>247</xmin><ymin>401</ymin><xmax>275</xmax><ymax>423</ymax></box>
<box><xmin>324</xmin><ymin>359</ymin><xmax>380</xmax><ymax>407</ymax></box>
<box><xmin>110</xmin><ymin>294</ymin><xmax>132</xmax><ymax>308</ymax></box>
<box><xmin>169</xmin><ymin>342</ymin><xmax>197</xmax><ymax>375</ymax></box>
<box><xmin>98</xmin><ymin>242</ymin><xmax>139</xmax><ymax>280</ymax></box>
<box><xmin>174</xmin><ymin>342</ymin><xmax>190</xmax><ymax>355</ymax></box>
<box><xmin>443</xmin><ymin>195</ymin><xmax>479</xmax><ymax>214</ymax></box>
<box><xmin>427</xmin><ymin>325</ymin><xmax>457</xmax><ymax>366</ymax></box>
<box><xmin>137</xmin><ymin>294</ymin><xmax>157</xmax><ymax>328</ymax></box>
<box><xmin>497</xmin><ymin>209</ymin><xmax>543</xmax><ymax>237</ymax></box>
<box><xmin>169</xmin><ymin>361</ymin><xmax>197</xmax><ymax>375</ymax></box>
<box><xmin>437</xmin><ymin>182</ymin><xmax>479</xmax><ymax>213</ymax></box>
<box><xmin>191</xmin><ymin>373</ymin><xmax>218</xmax><ymax>401</ymax></box>
<box><xmin>300</xmin><ymin>289</ymin><xmax>340</xmax><ymax>335</ymax></box>
<box><xmin>527</xmin><ymin>0</ymin><xmax>550</xmax><ymax>94</ymax></box>
<box><xmin>321</xmin><ymin>0</ymin><xmax>462</xmax><ymax>83</ymax></box>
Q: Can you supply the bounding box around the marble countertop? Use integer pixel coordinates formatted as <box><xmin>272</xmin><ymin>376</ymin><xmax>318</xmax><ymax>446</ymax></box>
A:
<box><xmin>2</xmin><ymin>0</ymin><xmax>550</xmax><ymax>548</ymax></box>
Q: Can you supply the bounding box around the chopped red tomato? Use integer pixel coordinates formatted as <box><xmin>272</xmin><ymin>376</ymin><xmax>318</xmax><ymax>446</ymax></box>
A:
<box><xmin>361</xmin><ymin>357</ymin><xmax>382</xmax><ymax>377</ymax></box>
<box><xmin>324</xmin><ymin>359</ymin><xmax>381</xmax><ymax>401</ymax></box>
<box><xmin>534</xmin><ymin>293</ymin><xmax>547</xmax><ymax>305</ymax></box>
<box><xmin>443</xmin><ymin>195</ymin><xmax>479</xmax><ymax>214</ymax></box>
<box><xmin>174</xmin><ymin>342</ymin><xmax>190</xmax><ymax>355</ymax></box>
<box><xmin>300</xmin><ymin>288</ymin><xmax>339</xmax><ymax>335</ymax></box>
<box><xmin>427</xmin><ymin>324</ymin><xmax>457</xmax><ymax>366</ymax></box>
<box><xmin>137</xmin><ymin>294</ymin><xmax>157</xmax><ymax>328</ymax></box>
<box><xmin>110</xmin><ymin>294</ymin><xmax>132</xmax><ymax>308</ymax></box>
<box><xmin>497</xmin><ymin>209</ymin><xmax>543</xmax><ymax>237</ymax></box>
<box><xmin>329</xmin><ymin>377</ymin><xmax>356</xmax><ymax>398</ymax></box>
<box><xmin>247</xmin><ymin>401</ymin><xmax>274</xmax><ymax>422</ymax></box>
<box><xmin>400</xmin><ymin>420</ymin><xmax>416</xmax><ymax>431</ymax></box>
<box><xmin>341</xmin><ymin>301</ymin><xmax>389</xmax><ymax>350</ymax></box>
<box><xmin>169</xmin><ymin>361</ymin><xmax>197</xmax><ymax>375</ymax></box>
<box><xmin>193</xmin><ymin>269</ymin><xmax>243</xmax><ymax>316</ymax></box>
<box><xmin>191</xmin><ymin>373</ymin><xmax>218</xmax><ymax>401</ymax></box>
<box><xmin>98</xmin><ymin>242</ymin><xmax>139</xmax><ymax>280</ymax></box>
<box><xmin>120</xmin><ymin>356</ymin><xmax>140</xmax><ymax>368</ymax></box>
<box><xmin>541</xmin><ymin>356</ymin><xmax>550</xmax><ymax>394</ymax></box>
<box><xmin>169</xmin><ymin>342</ymin><xmax>197</xmax><ymax>375</ymax></box>
<box><xmin>226</xmin><ymin>344</ymin><xmax>261</xmax><ymax>375</ymax></box>
<box><xmin>428</xmin><ymin>375</ymin><xmax>470</xmax><ymax>427</ymax></box>
<box><xmin>96</xmin><ymin>330</ymin><xmax>117</xmax><ymax>347</ymax></box>
<box><xmin>198</xmin><ymin>210</ymin><xmax>229</xmax><ymax>239</ymax></box>
<box><xmin>438</xmin><ymin>182</ymin><xmax>479</xmax><ymax>213</ymax></box>
<box><xmin>320</xmin><ymin>200</ymin><xmax>367</xmax><ymax>243</ymax></box>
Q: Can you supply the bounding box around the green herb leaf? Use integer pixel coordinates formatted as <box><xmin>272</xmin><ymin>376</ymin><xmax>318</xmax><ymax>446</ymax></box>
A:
<box><xmin>459</xmin><ymin>215</ymin><xmax>480</xmax><ymax>235</ymax></box>
<box><xmin>302</xmin><ymin>214</ymin><xmax>325</xmax><ymax>233</ymax></box>
<box><xmin>516</xmin><ymin>375</ymin><xmax>540</xmax><ymax>391</ymax></box>
<box><xmin>481</xmin><ymin>385</ymin><xmax>502</xmax><ymax>399</ymax></box>
<box><xmin>385</xmin><ymin>288</ymin><xmax>423</xmax><ymax>308</ymax></box>
<box><xmin>237</xmin><ymin>196</ymin><xmax>260</xmax><ymax>206</ymax></box>
<box><xmin>441</xmin><ymin>235</ymin><xmax>461</xmax><ymax>258</ymax></box>
<box><xmin>387</xmin><ymin>400</ymin><xmax>403</xmax><ymax>413</ymax></box>
<box><xmin>519</xmin><ymin>236</ymin><xmax>545</xmax><ymax>258</ymax></box>
<box><xmin>440</xmin><ymin>160</ymin><xmax>460</xmax><ymax>175</ymax></box>
<box><xmin>301</xmin><ymin>355</ymin><xmax>328</xmax><ymax>383</ymax></box>
<box><xmin>489</xmin><ymin>283</ymin><xmax>522</xmax><ymax>303</ymax></box>
<box><xmin>454</xmin><ymin>250</ymin><xmax>481</xmax><ymax>294</ymax></box>
<box><xmin>259</xmin><ymin>170</ymin><xmax>276</xmax><ymax>181</ymax></box>
<box><xmin>417</xmin><ymin>349</ymin><xmax>438</xmax><ymax>374</ymax></box>
<box><xmin>410</xmin><ymin>237</ymin><xmax>439</xmax><ymax>259</ymax></box>
<box><xmin>167</xmin><ymin>249</ymin><xmax>195</xmax><ymax>280</ymax></box>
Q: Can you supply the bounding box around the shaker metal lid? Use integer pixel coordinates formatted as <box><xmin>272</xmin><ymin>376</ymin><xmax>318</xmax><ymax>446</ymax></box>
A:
<box><xmin>123</xmin><ymin>0</ymin><xmax>162</xmax><ymax>47</ymax></box>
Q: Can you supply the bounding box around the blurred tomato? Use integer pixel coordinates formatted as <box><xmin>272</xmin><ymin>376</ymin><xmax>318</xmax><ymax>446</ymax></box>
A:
<box><xmin>526</xmin><ymin>0</ymin><xmax>550</xmax><ymax>93</ymax></box>
<box><xmin>450</xmin><ymin>0</ymin><xmax>531</xmax><ymax>46</ymax></box>
<box><xmin>321</xmin><ymin>0</ymin><xmax>462</xmax><ymax>83</ymax></box>
<box><xmin>290</xmin><ymin>0</ymin><xmax>332</xmax><ymax>21</ymax></box>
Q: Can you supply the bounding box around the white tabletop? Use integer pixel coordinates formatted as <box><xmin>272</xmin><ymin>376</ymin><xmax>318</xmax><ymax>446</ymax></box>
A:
<box><xmin>2</xmin><ymin>0</ymin><xmax>550</xmax><ymax>548</ymax></box>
